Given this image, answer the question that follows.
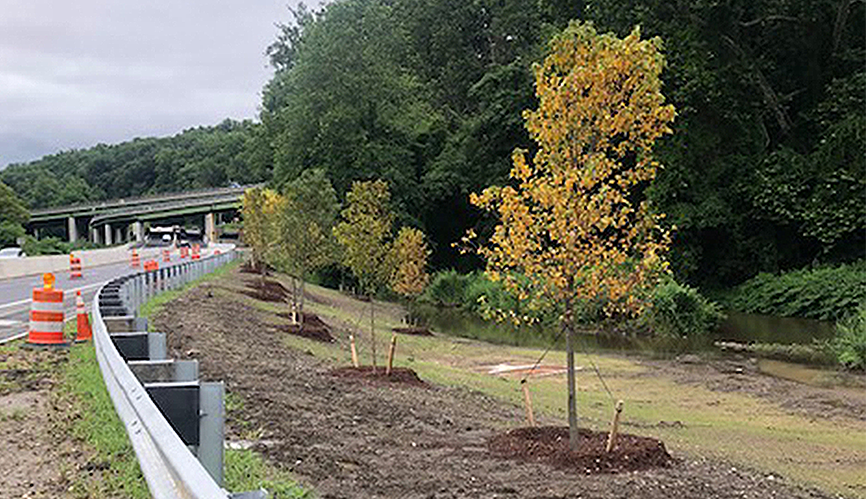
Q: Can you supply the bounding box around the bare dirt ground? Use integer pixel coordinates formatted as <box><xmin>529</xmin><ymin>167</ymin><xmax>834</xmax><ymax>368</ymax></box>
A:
<box><xmin>153</xmin><ymin>267</ymin><xmax>838</xmax><ymax>499</ymax></box>
<box><xmin>0</xmin><ymin>347</ymin><xmax>69</xmax><ymax>499</ymax></box>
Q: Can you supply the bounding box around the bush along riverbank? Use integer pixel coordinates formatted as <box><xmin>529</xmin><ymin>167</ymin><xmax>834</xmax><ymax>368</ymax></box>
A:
<box><xmin>415</xmin><ymin>271</ymin><xmax>725</xmax><ymax>345</ymax></box>
<box><xmin>417</xmin><ymin>270</ymin><xmax>866</xmax><ymax>371</ymax></box>
<box><xmin>718</xmin><ymin>262</ymin><xmax>866</xmax><ymax>370</ymax></box>
<box><xmin>721</xmin><ymin>261</ymin><xmax>865</xmax><ymax>322</ymax></box>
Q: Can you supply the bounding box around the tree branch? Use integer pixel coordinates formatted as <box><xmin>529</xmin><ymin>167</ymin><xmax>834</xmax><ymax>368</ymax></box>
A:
<box><xmin>721</xmin><ymin>35</ymin><xmax>792</xmax><ymax>136</ymax></box>
<box><xmin>739</xmin><ymin>15</ymin><xmax>801</xmax><ymax>28</ymax></box>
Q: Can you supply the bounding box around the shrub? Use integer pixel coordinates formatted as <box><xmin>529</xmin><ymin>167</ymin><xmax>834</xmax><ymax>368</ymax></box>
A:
<box><xmin>643</xmin><ymin>279</ymin><xmax>725</xmax><ymax>338</ymax></box>
<box><xmin>828</xmin><ymin>306</ymin><xmax>866</xmax><ymax>370</ymax></box>
<box><xmin>421</xmin><ymin>270</ymin><xmax>472</xmax><ymax>307</ymax></box>
<box><xmin>724</xmin><ymin>261</ymin><xmax>866</xmax><ymax>321</ymax></box>
<box><xmin>22</xmin><ymin>235</ymin><xmax>69</xmax><ymax>255</ymax></box>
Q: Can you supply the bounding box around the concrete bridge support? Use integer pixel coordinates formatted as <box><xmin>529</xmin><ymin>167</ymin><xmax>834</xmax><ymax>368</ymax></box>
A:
<box><xmin>132</xmin><ymin>221</ymin><xmax>144</xmax><ymax>243</ymax></box>
<box><xmin>91</xmin><ymin>226</ymin><xmax>100</xmax><ymax>244</ymax></box>
<box><xmin>204</xmin><ymin>212</ymin><xmax>216</xmax><ymax>244</ymax></box>
<box><xmin>104</xmin><ymin>224</ymin><xmax>113</xmax><ymax>246</ymax></box>
<box><xmin>67</xmin><ymin>216</ymin><xmax>78</xmax><ymax>243</ymax></box>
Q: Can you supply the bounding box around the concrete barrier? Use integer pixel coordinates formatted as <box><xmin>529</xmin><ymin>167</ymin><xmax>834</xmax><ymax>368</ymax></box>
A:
<box><xmin>0</xmin><ymin>245</ymin><xmax>135</xmax><ymax>279</ymax></box>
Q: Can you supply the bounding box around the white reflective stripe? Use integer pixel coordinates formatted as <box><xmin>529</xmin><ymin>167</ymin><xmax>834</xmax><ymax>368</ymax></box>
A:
<box><xmin>31</xmin><ymin>301</ymin><xmax>64</xmax><ymax>312</ymax></box>
<box><xmin>30</xmin><ymin>320</ymin><xmax>63</xmax><ymax>332</ymax></box>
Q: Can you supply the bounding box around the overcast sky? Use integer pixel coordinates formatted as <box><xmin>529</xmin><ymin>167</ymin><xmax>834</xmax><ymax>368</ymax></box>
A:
<box><xmin>0</xmin><ymin>1</ymin><xmax>304</xmax><ymax>168</ymax></box>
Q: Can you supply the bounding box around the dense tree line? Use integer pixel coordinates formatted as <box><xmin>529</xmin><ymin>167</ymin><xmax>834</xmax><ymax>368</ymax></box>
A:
<box><xmin>0</xmin><ymin>119</ymin><xmax>271</xmax><ymax>209</ymax></box>
<box><xmin>3</xmin><ymin>0</ymin><xmax>862</xmax><ymax>291</ymax></box>
<box><xmin>261</xmin><ymin>0</ymin><xmax>864</xmax><ymax>290</ymax></box>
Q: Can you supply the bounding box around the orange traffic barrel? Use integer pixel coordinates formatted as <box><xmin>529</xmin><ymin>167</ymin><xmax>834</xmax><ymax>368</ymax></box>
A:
<box><xmin>191</xmin><ymin>244</ymin><xmax>201</xmax><ymax>260</ymax></box>
<box><xmin>143</xmin><ymin>260</ymin><xmax>159</xmax><ymax>271</ymax></box>
<box><xmin>74</xmin><ymin>290</ymin><xmax>92</xmax><ymax>342</ymax></box>
<box><xmin>180</xmin><ymin>246</ymin><xmax>189</xmax><ymax>259</ymax></box>
<box><xmin>69</xmin><ymin>254</ymin><xmax>83</xmax><ymax>279</ymax></box>
<box><xmin>162</xmin><ymin>248</ymin><xmax>171</xmax><ymax>262</ymax></box>
<box><xmin>214</xmin><ymin>249</ymin><xmax>221</xmax><ymax>255</ymax></box>
<box><xmin>27</xmin><ymin>273</ymin><xmax>67</xmax><ymax>347</ymax></box>
<box><xmin>130</xmin><ymin>249</ymin><xmax>141</xmax><ymax>268</ymax></box>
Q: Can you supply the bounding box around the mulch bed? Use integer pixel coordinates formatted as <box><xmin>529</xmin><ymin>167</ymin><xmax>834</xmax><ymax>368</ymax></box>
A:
<box><xmin>273</xmin><ymin>312</ymin><xmax>334</xmax><ymax>343</ymax></box>
<box><xmin>330</xmin><ymin>366</ymin><xmax>426</xmax><ymax>387</ymax></box>
<box><xmin>392</xmin><ymin>326</ymin><xmax>433</xmax><ymax>336</ymax></box>
<box><xmin>489</xmin><ymin>426</ymin><xmax>671</xmax><ymax>474</ymax></box>
<box><xmin>242</xmin><ymin>279</ymin><xmax>290</xmax><ymax>302</ymax></box>
<box><xmin>239</xmin><ymin>261</ymin><xmax>269</xmax><ymax>274</ymax></box>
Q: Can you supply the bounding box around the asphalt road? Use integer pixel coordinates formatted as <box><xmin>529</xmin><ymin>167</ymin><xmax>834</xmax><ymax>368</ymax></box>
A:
<box><xmin>0</xmin><ymin>246</ymin><xmax>218</xmax><ymax>343</ymax></box>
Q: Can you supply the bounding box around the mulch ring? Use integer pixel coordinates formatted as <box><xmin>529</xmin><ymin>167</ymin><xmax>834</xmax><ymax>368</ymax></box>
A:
<box><xmin>242</xmin><ymin>278</ymin><xmax>290</xmax><ymax>302</ymax></box>
<box><xmin>392</xmin><ymin>326</ymin><xmax>433</xmax><ymax>336</ymax></box>
<box><xmin>489</xmin><ymin>426</ymin><xmax>672</xmax><ymax>474</ymax></box>
<box><xmin>273</xmin><ymin>312</ymin><xmax>334</xmax><ymax>343</ymax></box>
<box><xmin>239</xmin><ymin>261</ymin><xmax>271</xmax><ymax>275</ymax></box>
<box><xmin>330</xmin><ymin>366</ymin><xmax>426</xmax><ymax>387</ymax></box>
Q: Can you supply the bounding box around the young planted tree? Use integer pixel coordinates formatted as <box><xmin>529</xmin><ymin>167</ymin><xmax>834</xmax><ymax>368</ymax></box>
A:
<box><xmin>241</xmin><ymin>186</ymin><xmax>284</xmax><ymax>273</ymax></box>
<box><xmin>278</xmin><ymin>169</ymin><xmax>341</xmax><ymax>326</ymax></box>
<box><xmin>333</xmin><ymin>180</ymin><xmax>395</xmax><ymax>370</ymax></box>
<box><xmin>391</xmin><ymin>226</ymin><xmax>431</xmax><ymax>323</ymax></box>
<box><xmin>469</xmin><ymin>22</ymin><xmax>675</xmax><ymax>449</ymax></box>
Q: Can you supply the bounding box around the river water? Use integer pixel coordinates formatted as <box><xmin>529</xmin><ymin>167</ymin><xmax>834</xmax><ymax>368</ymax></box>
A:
<box><xmin>418</xmin><ymin>306</ymin><xmax>835</xmax><ymax>352</ymax></box>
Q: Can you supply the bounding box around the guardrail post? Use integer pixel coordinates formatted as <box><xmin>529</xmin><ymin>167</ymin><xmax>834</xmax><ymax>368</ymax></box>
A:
<box><xmin>199</xmin><ymin>381</ymin><xmax>225</xmax><ymax>486</ymax></box>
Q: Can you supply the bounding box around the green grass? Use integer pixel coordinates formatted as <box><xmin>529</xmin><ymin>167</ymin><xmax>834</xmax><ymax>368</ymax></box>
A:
<box><xmin>225</xmin><ymin>449</ymin><xmax>309</xmax><ymax>498</ymax></box>
<box><xmin>58</xmin><ymin>341</ymin><xmax>150</xmax><ymax>499</ymax></box>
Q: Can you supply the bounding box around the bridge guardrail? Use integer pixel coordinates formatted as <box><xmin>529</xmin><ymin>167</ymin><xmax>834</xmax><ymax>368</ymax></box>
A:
<box><xmin>92</xmin><ymin>246</ymin><xmax>263</xmax><ymax>498</ymax></box>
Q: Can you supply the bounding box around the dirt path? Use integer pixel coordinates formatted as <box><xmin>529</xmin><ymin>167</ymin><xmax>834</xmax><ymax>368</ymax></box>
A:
<box><xmin>153</xmin><ymin>268</ymin><xmax>836</xmax><ymax>499</ymax></box>
<box><xmin>0</xmin><ymin>348</ymin><xmax>70</xmax><ymax>499</ymax></box>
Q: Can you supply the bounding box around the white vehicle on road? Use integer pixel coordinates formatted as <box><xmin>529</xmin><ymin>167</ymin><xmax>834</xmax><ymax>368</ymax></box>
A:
<box><xmin>0</xmin><ymin>247</ymin><xmax>26</xmax><ymax>259</ymax></box>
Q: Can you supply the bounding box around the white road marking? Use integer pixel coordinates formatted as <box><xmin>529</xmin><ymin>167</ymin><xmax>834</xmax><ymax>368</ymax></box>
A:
<box><xmin>0</xmin><ymin>281</ymin><xmax>105</xmax><ymax>315</ymax></box>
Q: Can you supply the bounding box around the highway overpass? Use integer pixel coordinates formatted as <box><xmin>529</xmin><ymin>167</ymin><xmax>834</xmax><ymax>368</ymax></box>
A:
<box><xmin>27</xmin><ymin>185</ymin><xmax>257</xmax><ymax>244</ymax></box>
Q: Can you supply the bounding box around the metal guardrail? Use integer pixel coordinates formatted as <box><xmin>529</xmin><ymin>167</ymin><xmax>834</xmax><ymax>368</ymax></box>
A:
<box><xmin>92</xmin><ymin>247</ymin><xmax>263</xmax><ymax>498</ymax></box>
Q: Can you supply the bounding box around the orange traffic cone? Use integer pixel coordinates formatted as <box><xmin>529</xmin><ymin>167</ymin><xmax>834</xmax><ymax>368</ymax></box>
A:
<box><xmin>74</xmin><ymin>291</ymin><xmax>92</xmax><ymax>342</ymax></box>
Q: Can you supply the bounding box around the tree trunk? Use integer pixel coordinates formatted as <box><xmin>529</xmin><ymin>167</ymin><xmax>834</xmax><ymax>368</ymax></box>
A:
<box><xmin>370</xmin><ymin>295</ymin><xmax>377</xmax><ymax>371</ymax></box>
<box><xmin>299</xmin><ymin>270</ymin><xmax>306</xmax><ymax>327</ymax></box>
<box><xmin>566</xmin><ymin>323</ymin><xmax>578</xmax><ymax>450</ymax></box>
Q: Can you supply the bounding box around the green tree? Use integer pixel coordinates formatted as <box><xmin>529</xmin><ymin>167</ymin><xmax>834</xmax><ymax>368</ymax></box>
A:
<box><xmin>333</xmin><ymin>180</ymin><xmax>395</xmax><ymax>369</ymax></box>
<box><xmin>0</xmin><ymin>181</ymin><xmax>28</xmax><ymax>247</ymax></box>
<box><xmin>391</xmin><ymin>226</ymin><xmax>431</xmax><ymax>311</ymax></box>
<box><xmin>241</xmin><ymin>187</ymin><xmax>284</xmax><ymax>272</ymax></box>
<box><xmin>277</xmin><ymin>169</ymin><xmax>341</xmax><ymax>325</ymax></box>
<box><xmin>470</xmin><ymin>22</ymin><xmax>675</xmax><ymax>448</ymax></box>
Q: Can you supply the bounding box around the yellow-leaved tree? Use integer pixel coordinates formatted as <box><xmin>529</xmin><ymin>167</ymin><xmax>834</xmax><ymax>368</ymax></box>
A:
<box><xmin>242</xmin><ymin>186</ymin><xmax>285</xmax><ymax>273</ymax></box>
<box><xmin>333</xmin><ymin>180</ymin><xmax>395</xmax><ymax>370</ymax></box>
<box><xmin>391</xmin><ymin>226</ymin><xmax>430</xmax><ymax>320</ymax></box>
<box><xmin>469</xmin><ymin>22</ymin><xmax>675</xmax><ymax>448</ymax></box>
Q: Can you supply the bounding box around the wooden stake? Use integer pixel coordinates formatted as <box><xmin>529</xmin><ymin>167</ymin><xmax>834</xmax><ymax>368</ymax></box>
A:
<box><xmin>521</xmin><ymin>380</ymin><xmax>535</xmax><ymax>427</ymax></box>
<box><xmin>606</xmin><ymin>400</ymin><xmax>624</xmax><ymax>453</ymax></box>
<box><xmin>386</xmin><ymin>333</ymin><xmax>397</xmax><ymax>376</ymax></box>
<box><xmin>350</xmin><ymin>332</ymin><xmax>359</xmax><ymax>368</ymax></box>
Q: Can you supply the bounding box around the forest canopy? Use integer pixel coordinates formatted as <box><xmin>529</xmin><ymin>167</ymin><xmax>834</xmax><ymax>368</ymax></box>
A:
<box><xmin>3</xmin><ymin>0</ymin><xmax>863</xmax><ymax>291</ymax></box>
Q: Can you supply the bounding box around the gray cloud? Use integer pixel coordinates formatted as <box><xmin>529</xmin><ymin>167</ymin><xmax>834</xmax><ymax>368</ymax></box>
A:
<box><xmin>0</xmin><ymin>0</ymin><xmax>302</xmax><ymax>168</ymax></box>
